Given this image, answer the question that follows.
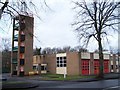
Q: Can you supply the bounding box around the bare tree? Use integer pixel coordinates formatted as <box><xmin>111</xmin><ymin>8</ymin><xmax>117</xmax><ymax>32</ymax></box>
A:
<box><xmin>2</xmin><ymin>37</ymin><xmax>11</xmax><ymax>52</ymax></box>
<box><xmin>51</xmin><ymin>47</ymin><xmax>60</xmax><ymax>54</ymax></box>
<box><xmin>73</xmin><ymin>0</ymin><xmax>120</xmax><ymax>79</ymax></box>
<box><xmin>63</xmin><ymin>46</ymin><xmax>71</xmax><ymax>52</ymax></box>
<box><xmin>0</xmin><ymin>0</ymin><xmax>50</xmax><ymax>49</ymax></box>
<box><xmin>0</xmin><ymin>0</ymin><xmax>8</xmax><ymax>18</ymax></box>
<box><xmin>34</xmin><ymin>47</ymin><xmax>41</xmax><ymax>55</ymax></box>
<box><xmin>41</xmin><ymin>47</ymin><xmax>72</xmax><ymax>54</ymax></box>
<box><xmin>42</xmin><ymin>47</ymin><xmax>53</xmax><ymax>54</ymax></box>
<box><xmin>2</xmin><ymin>51</ymin><xmax>11</xmax><ymax>73</ymax></box>
<box><xmin>0</xmin><ymin>0</ymin><xmax>49</xmax><ymax>19</ymax></box>
<box><xmin>1</xmin><ymin>37</ymin><xmax>11</xmax><ymax>74</ymax></box>
<box><xmin>74</xmin><ymin>46</ymin><xmax>88</xmax><ymax>52</ymax></box>
<box><xmin>79</xmin><ymin>48</ymin><xmax>88</xmax><ymax>52</ymax></box>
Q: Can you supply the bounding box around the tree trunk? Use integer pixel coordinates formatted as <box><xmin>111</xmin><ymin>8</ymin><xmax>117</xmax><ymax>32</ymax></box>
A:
<box><xmin>98</xmin><ymin>34</ymin><xmax>104</xmax><ymax>79</ymax></box>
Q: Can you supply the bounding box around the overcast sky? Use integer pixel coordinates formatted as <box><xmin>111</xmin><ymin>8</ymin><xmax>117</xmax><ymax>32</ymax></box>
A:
<box><xmin>34</xmin><ymin>0</ymin><xmax>78</xmax><ymax>48</ymax></box>
<box><xmin>0</xmin><ymin>0</ymin><xmax>118</xmax><ymax>52</ymax></box>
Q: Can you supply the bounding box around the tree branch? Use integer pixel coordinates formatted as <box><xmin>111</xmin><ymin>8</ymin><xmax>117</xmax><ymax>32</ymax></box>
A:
<box><xmin>0</xmin><ymin>0</ymin><xmax>9</xmax><ymax>19</ymax></box>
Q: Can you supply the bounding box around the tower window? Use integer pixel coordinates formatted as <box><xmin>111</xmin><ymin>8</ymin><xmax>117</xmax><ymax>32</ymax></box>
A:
<box><xmin>20</xmin><ymin>59</ymin><xmax>24</xmax><ymax>65</ymax></box>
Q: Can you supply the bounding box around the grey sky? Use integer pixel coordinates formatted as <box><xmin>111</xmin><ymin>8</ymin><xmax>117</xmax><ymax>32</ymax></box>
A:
<box><xmin>0</xmin><ymin>0</ymin><xmax>118</xmax><ymax>52</ymax></box>
<box><xmin>34</xmin><ymin>0</ymin><xmax>79</xmax><ymax>48</ymax></box>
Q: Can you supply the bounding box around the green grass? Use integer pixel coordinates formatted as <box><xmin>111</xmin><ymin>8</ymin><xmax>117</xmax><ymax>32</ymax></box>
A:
<box><xmin>40</xmin><ymin>74</ymin><xmax>95</xmax><ymax>81</ymax></box>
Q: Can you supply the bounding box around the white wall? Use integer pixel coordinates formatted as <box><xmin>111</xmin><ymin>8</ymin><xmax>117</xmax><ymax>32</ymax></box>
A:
<box><xmin>116</xmin><ymin>69</ymin><xmax>119</xmax><ymax>72</ymax></box>
<box><xmin>111</xmin><ymin>70</ymin><xmax>113</xmax><ymax>72</ymax></box>
<box><xmin>93</xmin><ymin>53</ymin><xmax>109</xmax><ymax>59</ymax></box>
<box><xmin>94</xmin><ymin>53</ymin><xmax>99</xmax><ymax>59</ymax></box>
<box><xmin>56</xmin><ymin>67</ymin><xmax>67</xmax><ymax>74</ymax></box>
<box><xmin>81</xmin><ymin>52</ymin><xmax>90</xmax><ymax>59</ymax></box>
<box><xmin>111</xmin><ymin>61</ymin><xmax>113</xmax><ymax>65</ymax></box>
<box><xmin>56</xmin><ymin>53</ymin><xmax>66</xmax><ymax>57</ymax></box>
<box><xmin>116</xmin><ymin>61</ymin><xmax>119</xmax><ymax>65</ymax></box>
<box><xmin>41</xmin><ymin>71</ymin><xmax>47</xmax><ymax>74</ymax></box>
<box><xmin>104</xmin><ymin>54</ymin><xmax>109</xmax><ymax>59</ymax></box>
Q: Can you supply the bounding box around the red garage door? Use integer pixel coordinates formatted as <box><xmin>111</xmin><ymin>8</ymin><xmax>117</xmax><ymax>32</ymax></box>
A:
<box><xmin>104</xmin><ymin>60</ymin><xmax>109</xmax><ymax>73</ymax></box>
<box><xmin>94</xmin><ymin>60</ymin><xmax>99</xmax><ymax>74</ymax></box>
<box><xmin>82</xmin><ymin>60</ymin><xmax>89</xmax><ymax>75</ymax></box>
<box><xmin>94</xmin><ymin>60</ymin><xmax>109</xmax><ymax>74</ymax></box>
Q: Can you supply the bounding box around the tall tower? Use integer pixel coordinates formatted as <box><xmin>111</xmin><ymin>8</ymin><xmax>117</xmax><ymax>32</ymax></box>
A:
<box><xmin>11</xmin><ymin>14</ymin><xmax>34</xmax><ymax>76</ymax></box>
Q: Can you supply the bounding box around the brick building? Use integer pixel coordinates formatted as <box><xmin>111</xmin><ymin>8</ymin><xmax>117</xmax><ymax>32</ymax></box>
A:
<box><xmin>33</xmin><ymin>52</ymin><xmax>119</xmax><ymax>75</ymax></box>
<box><xmin>11</xmin><ymin>14</ymin><xmax>34</xmax><ymax>76</ymax></box>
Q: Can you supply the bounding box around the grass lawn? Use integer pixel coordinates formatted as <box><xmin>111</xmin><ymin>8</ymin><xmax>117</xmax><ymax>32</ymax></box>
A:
<box><xmin>40</xmin><ymin>74</ymin><xmax>95</xmax><ymax>81</ymax></box>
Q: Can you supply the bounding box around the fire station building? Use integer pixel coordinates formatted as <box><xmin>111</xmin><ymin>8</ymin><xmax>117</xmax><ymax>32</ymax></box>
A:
<box><xmin>33</xmin><ymin>52</ymin><xmax>119</xmax><ymax>75</ymax></box>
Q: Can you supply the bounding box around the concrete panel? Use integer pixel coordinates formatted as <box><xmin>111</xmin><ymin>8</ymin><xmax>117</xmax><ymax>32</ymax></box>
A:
<box><xmin>33</xmin><ymin>56</ymin><xmax>37</xmax><ymax>64</ymax></box>
<box><xmin>41</xmin><ymin>64</ymin><xmax>47</xmax><ymax>66</ymax></box>
<box><xmin>56</xmin><ymin>67</ymin><xmax>67</xmax><ymax>74</ymax></box>
<box><xmin>93</xmin><ymin>53</ymin><xmax>99</xmax><ymax>59</ymax></box>
<box><xmin>33</xmin><ymin>55</ymin><xmax>42</xmax><ymax>64</ymax></box>
<box><xmin>116</xmin><ymin>61</ymin><xmax>119</xmax><ymax>65</ymax></box>
<box><xmin>33</xmin><ymin>64</ymin><xmax>38</xmax><ymax>66</ymax></box>
<box><xmin>41</xmin><ymin>70</ymin><xmax>47</xmax><ymax>74</ymax></box>
<box><xmin>111</xmin><ymin>70</ymin><xmax>113</xmax><ymax>72</ymax></box>
<box><xmin>111</xmin><ymin>61</ymin><xmax>113</xmax><ymax>65</ymax></box>
<box><xmin>81</xmin><ymin>52</ymin><xmax>90</xmax><ymax>59</ymax></box>
<box><xmin>116</xmin><ymin>69</ymin><xmax>119</xmax><ymax>72</ymax></box>
<box><xmin>104</xmin><ymin>54</ymin><xmax>109</xmax><ymax>59</ymax></box>
<box><xmin>33</xmin><ymin>55</ymin><xmax>41</xmax><ymax>64</ymax></box>
<box><xmin>56</xmin><ymin>53</ymin><xmax>66</xmax><ymax>57</ymax></box>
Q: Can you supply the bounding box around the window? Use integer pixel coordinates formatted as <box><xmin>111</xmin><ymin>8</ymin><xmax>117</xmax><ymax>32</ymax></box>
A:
<box><xmin>63</xmin><ymin>57</ymin><xmax>66</xmax><ymax>60</ymax></box>
<box><xmin>64</xmin><ymin>64</ymin><xmax>66</xmax><ymax>67</ymax></box>
<box><xmin>57</xmin><ymin>57</ymin><xmax>59</xmax><ymax>60</ymax></box>
<box><xmin>20</xmin><ymin>59</ymin><xmax>24</xmax><ymax>65</ymax></box>
<box><xmin>60</xmin><ymin>57</ymin><xmax>62</xmax><ymax>60</ymax></box>
<box><xmin>41</xmin><ymin>66</ymin><xmax>44</xmax><ymax>70</ymax></box>
<box><xmin>59</xmin><ymin>64</ymin><xmax>62</xmax><ymax>67</ymax></box>
<box><xmin>20</xmin><ymin>35</ymin><xmax>25</xmax><ymax>41</ymax></box>
<box><xmin>60</xmin><ymin>61</ymin><xmax>62</xmax><ymax>63</ymax></box>
<box><xmin>33</xmin><ymin>66</ymin><xmax>37</xmax><ymax>70</ymax></box>
<box><xmin>116</xmin><ymin>65</ymin><xmax>118</xmax><ymax>69</ymax></box>
<box><xmin>64</xmin><ymin>60</ymin><xmax>66</xmax><ymax>63</ymax></box>
<box><xmin>57</xmin><ymin>61</ymin><xmax>59</xmax><ymax>63</ymax></box>
<box><xmin>56</xmin><ymin>56</ymin><xmax>67</xmax><ymax>67</ymax></box>
<box><xmin>111</xmin><ymin>65</ymin><xmax>113</xmax><ymax>69</ymax></box>
<box><xmin>57</xmin><ymin>64</ymin><xmax>59</xmax><ymax>67</ymax></box>
<box><xmin>41</xmin><ymin>66</ymin><xmax>46</xmax><ymax>70</ymax></box>
<box><xmin>20</xmin><ymin>20</ymin><xmax>26</xmax><ymax>30</ymax></box>
<box><xmin>20</xmin><ymin>46</ymin><xmax>25</xmax><ymax>53</ymax></box>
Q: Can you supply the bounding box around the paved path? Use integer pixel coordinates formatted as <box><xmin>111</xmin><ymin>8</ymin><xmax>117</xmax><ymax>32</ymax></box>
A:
<box><xmin>26</xmin><ymin>79</ymin><xmax>119</xmax><ymax>90</ymax></box>
<box><xmin>1</xmin><ymin>73</ymin><xmax>120</xmax><ymax>90</ymax></box>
